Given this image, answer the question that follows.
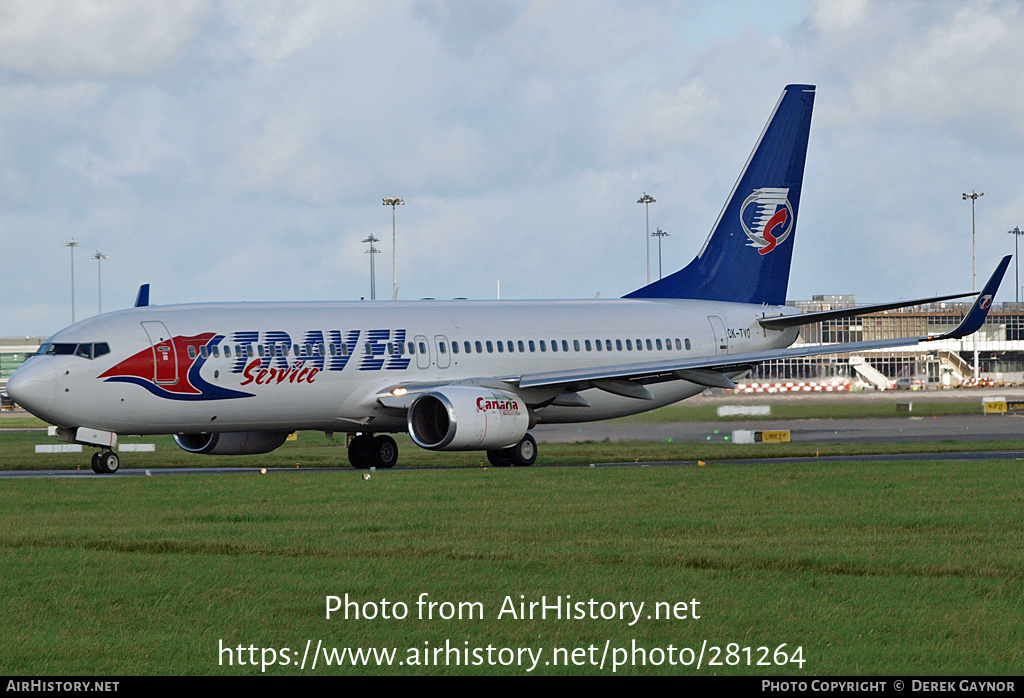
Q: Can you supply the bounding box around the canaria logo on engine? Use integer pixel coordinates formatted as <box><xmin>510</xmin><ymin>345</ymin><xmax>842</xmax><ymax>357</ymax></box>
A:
<box><xmin>740</xmin><ymin>187</ymin><xmax>793</xmax><ymax>256</ymax></box>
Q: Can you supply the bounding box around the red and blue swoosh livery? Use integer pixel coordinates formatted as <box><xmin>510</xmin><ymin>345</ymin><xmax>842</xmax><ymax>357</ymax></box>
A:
<box><xmin>98</xmin><ymin>333</ymin><xmax>254</xmax><ymax>401</ymax></box>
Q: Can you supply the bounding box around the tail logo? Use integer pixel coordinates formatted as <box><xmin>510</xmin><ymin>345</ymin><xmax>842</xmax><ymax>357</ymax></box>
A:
<box><xmin>980</xmin><ymin>295</ymin><xmax>993</xmax><ymax>310</ymax></box>
<box><xmin>740</xmin><ymin>188</ymin><xmax>793</xmax><ymax>256</ymax></box>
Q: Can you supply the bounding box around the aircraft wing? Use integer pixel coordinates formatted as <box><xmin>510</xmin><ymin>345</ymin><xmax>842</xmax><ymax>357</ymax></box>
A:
<box><xmin>517</xmin><ymin>255</ymin><xmax>1011</xmax><ymax>396</ymax></box>
<box><xmin>378</xmin><ymin>257</ymin><xmax>1009</xmax><ymax>407</ymax></box>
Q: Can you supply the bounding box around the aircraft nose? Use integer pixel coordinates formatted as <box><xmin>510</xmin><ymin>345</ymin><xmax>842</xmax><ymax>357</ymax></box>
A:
<box><xmin>7</xmin><ymin>359</ymin><xmax>56</xmax><ymax>417</ymax></box>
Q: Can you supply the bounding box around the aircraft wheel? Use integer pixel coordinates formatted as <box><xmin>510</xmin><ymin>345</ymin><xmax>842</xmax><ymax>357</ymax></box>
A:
<box><xmin>372</xmin><ymin>435</ymin><xmax>398</xmax><ymax>469</ymax></box>
<box><xmin>98</xmin><ymin>450</ymin><xmax>119</xmax><ymax>474</ymax></box>
<box><xmin>486</xmin><ymin>449</ymin><xmax>513</xmax><ymax>467</ymax></box>
<box><xmin>348</xmin><ymin>434</ymin><xmax>374</xmax><ymax>469</ymax></box>
<box><xmin>90</xmin><ymin>452</ymin><xmax>103</xmax><ymax>474</ymax></box>
<box><xmin>508</xmin><ymin>433</ymin><xmax>537</xmax><ymax>467</ymax></box>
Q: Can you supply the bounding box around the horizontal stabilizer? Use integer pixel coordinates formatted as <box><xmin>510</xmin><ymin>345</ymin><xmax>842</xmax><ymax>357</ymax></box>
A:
<box><xmin>759</xmin><ymin>291</ymin><xmax>978</xmax><ymax>330</ymax></box>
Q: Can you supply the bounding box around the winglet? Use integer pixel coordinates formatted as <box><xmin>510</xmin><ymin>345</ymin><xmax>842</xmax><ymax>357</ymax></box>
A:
<box><xmin>930</xmin><ymin>255</ymin><xmax>1011</xmax><ymax>340</ymax></box>
<box><xmin>134</xmin><ymin>284</ymin><xmax>150</xmax><ymax>308</ymax></box>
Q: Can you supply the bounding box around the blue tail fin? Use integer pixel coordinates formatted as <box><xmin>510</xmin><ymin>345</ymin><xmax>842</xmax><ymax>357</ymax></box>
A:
<box><xmin>624</xmin><ymin>84</ymin><xmax>815</xmax><ymax>305</ymax></box>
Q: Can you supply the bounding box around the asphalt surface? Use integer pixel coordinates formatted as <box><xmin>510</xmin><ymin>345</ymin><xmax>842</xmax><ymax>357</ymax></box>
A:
<box><xmin>4</xmin><ymin>447</ymin><xmax>1024</xmax><ymax>479</ymax></box>
<box><xmin>532</xmin><ymin>414</ymin><xmax>1024</xmax><ymax>444</ymax></box>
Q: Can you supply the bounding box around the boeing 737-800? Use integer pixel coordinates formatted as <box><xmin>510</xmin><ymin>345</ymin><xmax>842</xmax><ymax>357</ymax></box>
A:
<box><xmin>7</xmin><ymin>84</ymin><xmax>1010</xmax><ymax>473</ymax></box>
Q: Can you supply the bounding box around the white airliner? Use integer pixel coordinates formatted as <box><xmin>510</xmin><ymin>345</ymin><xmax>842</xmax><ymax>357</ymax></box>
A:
<box><xmin>7</xmin><ymin>84</ymin><xmax>1010</xmax><ymax>474</ymax></box>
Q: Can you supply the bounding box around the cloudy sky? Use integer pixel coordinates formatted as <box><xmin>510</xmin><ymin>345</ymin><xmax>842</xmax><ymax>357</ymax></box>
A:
<box><xmin>2</xmin><ymin>0</ymin><xmax>1023</xmax><ymax>336</ymax></box>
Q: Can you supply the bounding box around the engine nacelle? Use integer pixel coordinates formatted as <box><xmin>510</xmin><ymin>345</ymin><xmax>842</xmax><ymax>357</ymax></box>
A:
<box><xmin>408</xmin><ymin>386</ymin><xmax>529</xmax><ymax>451</ymax></box>
<box><xmin>173</xmin><ymin>431</ymin><xmax>289</xmax><ymax>455</ymax></box>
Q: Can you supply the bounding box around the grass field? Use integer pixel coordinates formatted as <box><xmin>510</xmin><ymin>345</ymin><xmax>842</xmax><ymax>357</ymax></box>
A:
<box><xmin>1</xmin><ymin>455</ymin><xmax>1023</xmax><ymax>675</ymax></box>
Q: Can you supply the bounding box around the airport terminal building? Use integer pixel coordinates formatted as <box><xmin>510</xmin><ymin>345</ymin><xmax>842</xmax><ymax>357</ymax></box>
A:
<box><xmin>753</xmin><ymin>296</ymin><xmax>1024</xmax><ymax>387</ymax></box>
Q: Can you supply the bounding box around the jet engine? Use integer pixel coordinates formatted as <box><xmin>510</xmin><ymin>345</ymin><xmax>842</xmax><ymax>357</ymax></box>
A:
<box><xmin>173</xmin><ymin>431</ymin><xmax>289</xmax><ymax>455</ymax></box>
<box><xmin>407</xmin><ymin>386</ymin><xmax>529</xmax><ymax>451</ymax></box>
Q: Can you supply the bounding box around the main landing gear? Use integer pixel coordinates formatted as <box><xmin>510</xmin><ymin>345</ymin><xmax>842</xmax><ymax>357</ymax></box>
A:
<box><xmin>90</xmin><ymin>450</ymin><xmax>120</xmax><ymax>474</ymax></box>
<box><xmin>348</xmin><ymin>434</ymin><xmax>399</xmax><ymax>470</ymax></box>
<box><xmin>346</xmin><ymin>432</ymin><xmax>539</xmax><ymax>469</ymax></box>
<box><xmin>486</xmin><ymin>433</ymin><xmax>537</xmax><ymax>468</ymax></box>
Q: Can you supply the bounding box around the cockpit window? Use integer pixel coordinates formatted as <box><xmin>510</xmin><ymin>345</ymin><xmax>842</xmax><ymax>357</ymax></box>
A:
<box><xmin>36</xmin><ymin>342</ymin><xmax>110</xmax><ymax>360</ymax></box>
<box><xmin>39</xmin><ymin>343</ymin><xmax>77</xmax><ymax>356</ymax></box>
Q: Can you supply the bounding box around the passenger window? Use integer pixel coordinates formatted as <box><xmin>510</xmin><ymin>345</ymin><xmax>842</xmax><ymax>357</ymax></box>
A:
<box><xmin>595</xmin><ymin>340</ymin><xmax>602</xmax><ymax>352</ymax></box>
<box><xmin>529</xmin><ymin>340</ymin><xmax>535</xmax><ymax>352</ymax></box>
<box><xmin>188</xmin><ymin>346</ymin><xmax>197</xmax><ymax>359</ymax></box>
<box><xmin>212</xmin><ymin>346</ymin><xmax>220</xmax><ymax>358</ymax></box>
<box><xmin>439</xmin><ymin>342</ymin><xmax>447</xmax><ymax>354</ymax></box>
<box><xmin>475</xmin><ymin>341</ymin><xmax>483</xmax><ymax>353</ymax></box>
<box><xmin>341</xmin><ymin>344</ymin><xmax>349</xmax><ymax>356</ymax></box>
<box><xmin>506</xmin><ymin>340</ymin><xmax>514</xmax><ymax>353</ymax></box>
<box><xmin>616</xmin><ymin>339</ymin><xmax>623</xmax><ymax>351</ymax></box>
<box><xmin>675</xmin><ymin>338</ymin><xmax>682</xmax><ymax>350</ymax></box>
<box><xmin>539</xmin><ymin>341</ymin><xmax>546</xmax><ymax>352</ymax></box>
<box><xmin>486</xmin><ymin>341</ymin><xmax>493</xmax><ymax>353</ymax></box>
<box><xmin>573</xmin><ymin>340</ymin><xmax>580</xmax><ymax>352</ymax></box>
<box><xmin>496</xmin><ymin>341</ymin><xmax>504</xmax><ymax>353</ymax></box>
<box><xmin>408</xmin><ymin>343</ymin><xmax>416</xmax><ymax>355</ymax></box>
<box><xmin>685</xmin><ymin>338</ymin><xmax>691</xmax><ymax>350</ymax></box>
<box><xmin>626</xmin><ymin>339</ymin><xmax>633</xmax><ymax>351</ymax></box>
<box><xmin>419</xmin><ymin>342</ymin><xmax>427</xmax><ymax>355</ymax></box>
<box><xmin>585</xmin><ymin>340</ymin><xmax>592</xmax><ymax>351</ymax></box>
<box><xmin>452</xmin><ymin>342</ymin><xmax>459</xmax><ymax>355</ymax></box>
<box><xmin>605</xmin><ymin>340</ymin><xmax>612</xmax><ymax>351</ymax></box>
<box><xmin>646</xmin><ymin>339</ymin><xmax>653</xmax><ymax>351</ymax></box>
<box><xmin>551</xmin><ymin>340</ymin><xmax>558</xmax><ymax>353</ymax></box>
<box><xmin>224</xmin><ymin>346</ymin><xmax>232</xmax><ymax>358</ymax></box>
<box><xmin>200</xmin><ymin>346</ymin><xmax>210</xmax><ymax>359</ymax></box>
<box><xmin>317</xmin><ymin>343</ymin><xmax>326</xmax><ymax>356</ymax></box>
<box><xmin>562</xmin><ymin>340</ymin><xmax>569</xmax><ymax>352</ymax></box>
<box><xmin>664</xmin><ymin>338</ymin><xmax>671</xmax><ymax>349</ymax></box>
<box><xmin>656</xmin><ymin>339</ymin><xmax>663</xmax><ymax>351</ymax></box>
<box><xmin>464</xmin><ymin>341</ymin><xmax>471</xmax><ymax>353</ymax></box>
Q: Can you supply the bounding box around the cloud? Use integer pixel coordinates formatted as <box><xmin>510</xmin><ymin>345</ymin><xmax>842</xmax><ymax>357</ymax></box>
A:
<box><xmin>0</xmin><ymin>0</ymin><xmax>210</xmax><ymax>77</ymax></box>
<box><xmin>3</xmin><ymin>0</ymin><xmax>1024</xmax><ymax>335</ymax></box>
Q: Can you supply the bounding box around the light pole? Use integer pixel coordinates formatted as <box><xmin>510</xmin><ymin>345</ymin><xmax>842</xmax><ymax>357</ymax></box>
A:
<box><xmin>63</xmin><ymin>238</ymin><xmax>81</xmax><ymax>323</ymax></box>
<box><xmin>383</xmin><ymin>197</ymin><xmax>404</xmax><ymax>300</ymax></box>
<box><xmin>362</xmin><ymin>234</ymin><xmax>381</xmax><ymax>300</ymax></box>
<box><xmin>92</xmin><ymin>251</ymin><xmax>108</xmax><ymax>314</ymax></box>
<box><xmin>963</xmin><ymin>190</ymin><xmax>983</xmax><ymax>380</ymax></box>
<box><xmin>652</xmin><ymin>228</ymin><xmax>669</xmax><ymax>279</ymax></box>
<box><xmin>637</xmin><ymin>192</ymin><xmax>655</xmax><ymax>285</ymax></box>
<box><xmin>1007</xmin><ymin>227</ymin><xmax>1023</xmax><ymax>303</ymax></box>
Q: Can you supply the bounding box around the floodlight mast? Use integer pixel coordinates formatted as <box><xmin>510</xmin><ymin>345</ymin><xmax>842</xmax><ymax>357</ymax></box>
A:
<box><xmin>1007</xmin><ymin>226</ymin><xmax>1023</xmax><ymax>303</ymax></box>
<box><xmin>963</xmin><ymin>190</ymin><xmax>983</xmax><ymax>380</ymax></box>
<box><xmin>92</xmin><ymin>251</ymin><xmax>109</xmax><ymax>314</ymax></box>
<box><xmin>652</xmin><ymin>228</ymin><xmax>669</xmax><ymax>279</ymax></box>
<box><xmin>637</xmin><ymin>193</ymin><xmax>656</xmax><ymax>285</ymax></box>
<box><xmin>362</xmin><ymin>234</ymin><xmax>381</xmax><ymax>300</ymax></box>
<box><xmin>63</xmin><ymin>238</ymin><xmax>82</xmax><ymax>323</ymax></box>
<box><xmin>383</xmin><ymin>197</ymin><xmax>404</xmax><ymax>300</ymax></box>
